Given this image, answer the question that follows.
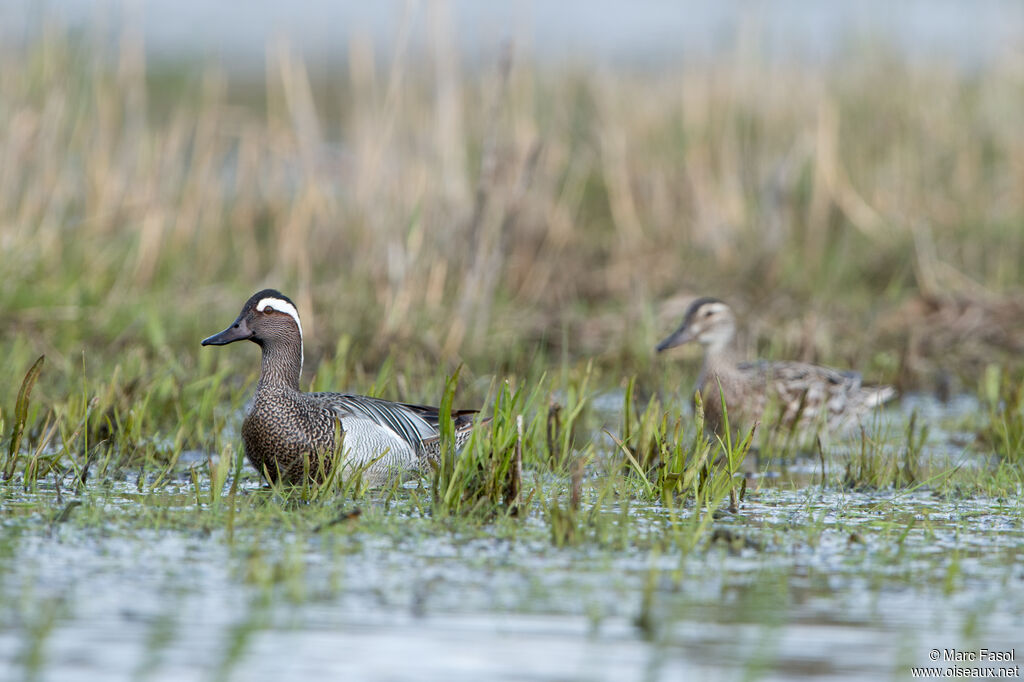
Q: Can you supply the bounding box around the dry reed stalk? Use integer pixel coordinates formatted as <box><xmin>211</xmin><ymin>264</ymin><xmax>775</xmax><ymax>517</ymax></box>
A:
<box><xmin>570</xmin><ymin>455</ymin><xmax>583</xmax><ymax>511</ymax></box>
<box><xmin>4</xmin><ymin>21</ymin><xmax>1024</xmax><ymax>385</ymax></box>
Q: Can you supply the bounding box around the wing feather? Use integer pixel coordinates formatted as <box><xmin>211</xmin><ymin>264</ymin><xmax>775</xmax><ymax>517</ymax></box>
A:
<box><xmin>311</xmin><ymin>394</ymin><xmax>436</xmax><ymax>447</ymax></box>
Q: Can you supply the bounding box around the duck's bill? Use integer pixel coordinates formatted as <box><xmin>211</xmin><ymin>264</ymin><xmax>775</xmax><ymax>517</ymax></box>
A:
<box><xmin>655</xmin><ymin>326</ymin><xmax>694</xmax><ymax>352</ymax></box>
<box><xmin>201</xmin><ymin>316</ymin><xmax>253</xmax><ymax>346</ymax></box>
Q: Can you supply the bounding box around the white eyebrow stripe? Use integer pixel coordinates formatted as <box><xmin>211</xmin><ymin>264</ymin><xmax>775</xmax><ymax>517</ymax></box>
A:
<box><xmin>256</xmin><ymin>297</ymin><xmax>304</xmax><ymax>375</ymax></box>
<box><xmin>256</xmin><ymin>297</ymin><xmax>302</xmax><ymax>336</ymax></box>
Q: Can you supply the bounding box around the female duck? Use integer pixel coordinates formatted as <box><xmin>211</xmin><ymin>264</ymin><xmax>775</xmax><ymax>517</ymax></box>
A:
<box><xmin>202</xmin><ymin>289</ymin><xmax>481</xmax><ymax>486</ymax></box>
<box><xmin>656</xmin><ymin>297</ymin><xmax>895</xmax><ymax>441</ymax></box>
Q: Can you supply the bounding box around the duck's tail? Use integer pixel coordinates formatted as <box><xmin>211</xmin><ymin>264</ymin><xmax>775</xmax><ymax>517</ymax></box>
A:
<box><xmin>452</xmin><ymin>409</ymin><xmax>489</xmax><ymax>431</ymax></box>
<box><xmin>863</xmin><ymin>385</ymin><xmax>897</xmax><ymax>407</ymax></box>
<box><xmin>453</xmin><ymin>411</ymin><xmax>491</xmax><ymax>449</ymax></box>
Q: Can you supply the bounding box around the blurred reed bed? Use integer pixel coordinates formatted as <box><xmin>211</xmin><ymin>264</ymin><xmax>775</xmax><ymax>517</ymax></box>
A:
<box><xmin>2</xmin><ymin>20</ymin><xmax>1024</xmax><ymax>416</ymax></box>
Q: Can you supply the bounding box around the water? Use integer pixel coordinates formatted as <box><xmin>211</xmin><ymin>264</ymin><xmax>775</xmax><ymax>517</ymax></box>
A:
<box><xmin>3</xmin><ymin>489</ymin><xmax>1021</xmax><ymax>680</ymax></box>
<box><xmin>1</xmin><ymin>395</ymin><xmax>1022</xmax><ymax>681</ymax></box>
<box><xmin>3</xmin><ymin>496</ymin><xmax>1022</xmax><ymax>680</ymax></box>
<box><xmin>4</xmin><ymin>1</ymin><xmax>1024</xmax><ymax>69</ymax></box>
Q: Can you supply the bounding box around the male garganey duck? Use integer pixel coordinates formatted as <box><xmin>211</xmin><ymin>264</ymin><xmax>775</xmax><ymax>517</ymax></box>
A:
<box><xmin>656</xmin><ymin>297</ymin><xmax>896</xmax><ymax>441</ymax></box>
<box><xmin>202</xmin><ymin>289</ymin><xmax>482</xmax><ymax>486</ymax></box>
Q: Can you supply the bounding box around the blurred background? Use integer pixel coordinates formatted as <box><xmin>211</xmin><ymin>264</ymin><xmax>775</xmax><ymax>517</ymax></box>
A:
<box><xmin>3</xmin><ymin>0</ymin><xmax>1024</xmax><ymax>402</ymax></box>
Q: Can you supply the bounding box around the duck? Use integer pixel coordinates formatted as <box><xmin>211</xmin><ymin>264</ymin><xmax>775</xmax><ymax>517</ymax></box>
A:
<box><xmin>201</xmin><ymin>289</ymin><xmax>483</xmax><ymax>486</ymax></box>
<box><xmin>656</xmin><ymin>297</ymin><xmax>896</xmax><ymax>442</ymax></box>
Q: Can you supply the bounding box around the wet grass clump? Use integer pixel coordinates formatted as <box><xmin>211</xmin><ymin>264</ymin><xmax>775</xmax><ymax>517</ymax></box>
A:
<box><xmin>978</xmin><ymin>366</ymin><xmax>1024</xmax><ymax>466</ymax></box>
<box><xmin>614</xmin><ymin>380</ymin><xmax>753</xmax><ymax>515</ymax></box>
<box><xmin>431</xmin><ymin>373</ymin><xmax>528</xmax><ymax>519</ymax></box>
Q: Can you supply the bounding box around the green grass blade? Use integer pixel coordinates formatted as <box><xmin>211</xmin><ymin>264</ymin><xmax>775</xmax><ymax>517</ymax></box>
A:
<box><xmin>5</xmin><ymin>355</ymin><xmax>45</xmax><ymax>480</ymax></box>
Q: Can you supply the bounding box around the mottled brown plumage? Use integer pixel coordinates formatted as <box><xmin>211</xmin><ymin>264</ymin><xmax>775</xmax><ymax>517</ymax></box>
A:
<box><xmin>657</xmin><ymin>297</ymin><xmax>896</xmax><ymax>441</ymax></box>
<box><xmin>202</xmin><ymin>289</ymin><xmax>482</xmax><ymax>486</ymax></box>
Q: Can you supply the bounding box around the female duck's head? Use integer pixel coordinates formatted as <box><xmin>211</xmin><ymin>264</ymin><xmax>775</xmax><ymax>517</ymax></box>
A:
<box><xmin>656</xmin><ymin>297</ymin><xmax>737</xmax><ymax>354</ymax></box>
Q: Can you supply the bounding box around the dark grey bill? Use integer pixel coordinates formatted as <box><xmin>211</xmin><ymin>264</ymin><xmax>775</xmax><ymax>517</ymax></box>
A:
<box><xmin>201</xmin><ymin>316</ymin><xmax>253</xmax><ymax>346</ymax></box>
<box><xmin>655</xmin><ymin>325</ymin><xmax>694</xmax><ymax>352</ymax></box>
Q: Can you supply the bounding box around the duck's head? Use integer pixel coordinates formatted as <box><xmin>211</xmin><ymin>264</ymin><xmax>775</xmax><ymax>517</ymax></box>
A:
<box><xmin>202</xmin><ymin>289</ymin><xmax>304</xmax><ymax>369</ymax></box>
<box><xmin>656</xmin><ymin>297</ymin><xmax>736</xmax><ymax>354</ymax></box>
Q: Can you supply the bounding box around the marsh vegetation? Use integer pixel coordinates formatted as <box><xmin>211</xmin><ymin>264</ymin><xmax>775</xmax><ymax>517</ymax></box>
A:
<box><xmin>2</xmin><ymin>22</ymin><xmax>1024</xmax><ymax>681</ymax></box>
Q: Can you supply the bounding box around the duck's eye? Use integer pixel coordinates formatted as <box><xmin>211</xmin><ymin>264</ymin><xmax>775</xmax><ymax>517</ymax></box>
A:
<box><xmin>263</xmin><ymin>306</ymin><xmax>276</xmax><ymax>314</ymax></box>
<box><xmin>703</xmin><ymin>309</ymin><xmax>714</xmax><ymax>318</ymax></box>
